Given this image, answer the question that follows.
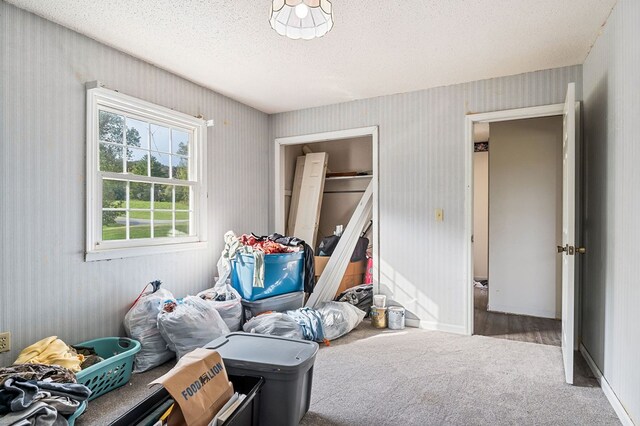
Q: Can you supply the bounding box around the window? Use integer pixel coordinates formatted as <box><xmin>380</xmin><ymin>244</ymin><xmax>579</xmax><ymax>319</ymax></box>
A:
<box><xmin>86</xmin><ymin>85</ymin><xmax>207</xmax><ymax>260</ymax></box>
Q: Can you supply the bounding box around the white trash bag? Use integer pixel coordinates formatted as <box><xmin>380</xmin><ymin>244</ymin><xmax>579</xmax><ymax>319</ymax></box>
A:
<box><xmin>243</xmin><ymin>312</ymin><xmax>304</xmax><ymax>340</ymax></box>
<box><xmin>197</xmin><ymin>279</ymin><xmax>242</xmax><ymax>332</ymax></box>
<box><xmin>316</xmin><ymin>301</ymin><xmax>366</xmax><ymax>340</ymax></box>
<box><xmin>124</xmin><ymin>281</ymin><xmax>175</xmax><ymax>373</ymax></box>
<box><xmin>157</xmin><ymin>295</ymin><xmax>230</xmax><ymax>359</ymax></box>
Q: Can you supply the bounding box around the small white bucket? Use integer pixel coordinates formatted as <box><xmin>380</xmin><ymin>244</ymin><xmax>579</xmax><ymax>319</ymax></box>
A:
<box><xmin>388</xmin><ymin>306</ymin><xmax>406</xmax><ymax>330</ymax></box>
<box><xmin>373</xmin><ymin>294</ymin><xmax>386</xmax><ymax>308</ymax></box>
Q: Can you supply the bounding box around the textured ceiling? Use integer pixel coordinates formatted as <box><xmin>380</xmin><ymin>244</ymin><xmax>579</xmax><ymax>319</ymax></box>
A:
<box><xmin>7</xmin><ymin>0</ymin><xmax>615</xmax><ymax>113</ymax></box>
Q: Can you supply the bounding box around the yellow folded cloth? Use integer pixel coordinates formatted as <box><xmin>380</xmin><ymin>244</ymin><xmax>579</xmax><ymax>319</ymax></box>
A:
<box><xmin>14</xmin><ymin>336</ymin><xmax>84</xmax><ymax>373</ymax></box>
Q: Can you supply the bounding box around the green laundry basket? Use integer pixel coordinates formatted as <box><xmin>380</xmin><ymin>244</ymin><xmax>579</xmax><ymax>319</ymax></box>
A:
<box><xmin>75</xmin><ymin>337</ymin><xmax>141</xmax><ymax>401</ymax></box>
<box><xmin>66</xmin><ymin>401</ymin><xmax>87</xmax><ymax>426</ymax></box>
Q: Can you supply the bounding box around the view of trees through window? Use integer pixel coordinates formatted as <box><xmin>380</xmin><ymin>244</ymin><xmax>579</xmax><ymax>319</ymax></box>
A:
<box><xmin>98</xmin><ymin>110</ymin><xmax>192</xmax><ymax>241</ymax></box>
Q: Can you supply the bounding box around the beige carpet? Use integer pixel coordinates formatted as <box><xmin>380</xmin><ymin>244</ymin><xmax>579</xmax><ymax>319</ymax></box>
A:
<box><xmin>79</xmin><ymin>323</ymin><xmax>619</xmax><ymax>425</ymax></box>
<box><xmin>301</xmin><ymin>323</ymin><xmax>618</xmax><ymax>425</ymax></box>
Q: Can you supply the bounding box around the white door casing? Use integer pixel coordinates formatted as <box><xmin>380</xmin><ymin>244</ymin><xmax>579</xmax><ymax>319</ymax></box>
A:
<box><xmin>561</xmin><ymin>82</ymin><xmax>577</xmax><ymax>385</ymax></box>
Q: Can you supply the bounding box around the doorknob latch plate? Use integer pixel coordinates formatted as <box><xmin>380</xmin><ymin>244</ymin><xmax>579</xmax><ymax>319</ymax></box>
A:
<box><xmin>557</xmin><ymin>245</ymin><xmax>586</xmax><ymax>255</ymax></box>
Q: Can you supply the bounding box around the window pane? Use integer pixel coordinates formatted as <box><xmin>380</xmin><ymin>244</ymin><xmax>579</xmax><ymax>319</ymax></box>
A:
<box><xmin>150</xmin><ymin>152</ymin><xmax>170</xmax><ymax>178</ymax></box>
<box><xmin>100</xmin><ymin>143</ymin><xmax>123</xmax><ymax>172</ymax></box>
<box><xmin>102</xmin><ymin>210</ymin><xmax>126</xmax><ymax>240</ymax></box>
<box><xmin>99</xmin><ymin>111</ymin><xmax>124</xmax><ymax>144</ymax></box>
<box><xmin>154</xmin><ymin>184</ymin><xmax>173</xmax><ymax>211</ymax></box>
<box><xmin>175</xmin><ymin>186</ymin><xmax>190</xmax><ymax>210</ymax></box>
<box><xmin>130</xmin><ymin>210</ymin><xmax>151</xmax><ymax>239</ymax></box>
<box><xmin>102</xmin><ymin>179</ymin><xmax>126</xmax><ymax>208</ymax></box>
<box><xmin>172</xmin><ymin>129</ymin><xmax>189</xmax><ymax>155</ymax></box>
<box><xmin>130</xmin><ymin>182</ymin><xmax>151</xmax><ymax>209</ymax></box>
<box><xmin>175</xmin><ymin>212</ymin><xmax>190</xmax><ymax>236</ymax></box>
<box><xmin>154</xmin><ymin>213</ymin><xmax>173</xmax><ymax>238</ymax></box>
<box><xmin>172</xmin><ymin>155</ymin><xmax>188</xmax><ymax>180</ymax></box>
<box><xmin>150</xmin><ymin>124</ymin><xmax>170</xmax><ymax>153</ymax></box>
<box><xmin>126</xmin><ymin>118</ymin><xmax>149</xmax><ymax>149</ymax></box>
<box><xmin>127</xmin><ymin>148</ymin><xmax>148</xmax><ymax>176</ymax></box>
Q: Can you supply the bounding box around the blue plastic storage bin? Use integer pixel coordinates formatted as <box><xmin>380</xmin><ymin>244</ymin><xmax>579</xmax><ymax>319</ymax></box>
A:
<box><xmin>231</xmin><ymin>251</ymin><xmax>304</xmax><ymax>301</ymax></box>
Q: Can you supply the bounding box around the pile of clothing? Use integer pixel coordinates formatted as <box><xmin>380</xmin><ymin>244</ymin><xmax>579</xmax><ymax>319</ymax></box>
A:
<box><xmin>13</xmin><ymin>336</ymin><xmax>102</xmax><ymax>374</ymax></box>
<box><xmin>217</xmin><ymin>231</ymin><xmax>316</xmax><ymax>293</ymax></box>
<box><xmin>0</xmin><ymin>364</ymin><xmax>91</xmax><ymax>425</ymax></box>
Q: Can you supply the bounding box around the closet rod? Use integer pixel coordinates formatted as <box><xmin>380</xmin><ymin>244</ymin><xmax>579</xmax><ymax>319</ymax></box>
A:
<box><xmin>323</xmin><ymin>190</ymin><xmax>366</xmax><ymax>194</ymax></box>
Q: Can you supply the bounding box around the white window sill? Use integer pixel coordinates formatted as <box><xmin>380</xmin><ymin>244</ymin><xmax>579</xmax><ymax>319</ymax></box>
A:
<box><xmin>85</xmin><ymin>241</ymin><xmax>208</xmax><ymax>262</ymax></box>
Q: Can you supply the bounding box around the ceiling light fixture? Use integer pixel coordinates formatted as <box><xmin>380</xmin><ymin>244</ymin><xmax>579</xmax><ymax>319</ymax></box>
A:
<box><xmin>270</xmin><ymin>0</ymin><xmax>334</xmax><ymax>40</ymax></box>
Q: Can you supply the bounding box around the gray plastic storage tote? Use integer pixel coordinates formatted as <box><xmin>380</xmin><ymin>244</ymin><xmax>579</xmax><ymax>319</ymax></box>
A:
<box><xmin>241</xmin><ymin>291</ymin><xmax>304</xmax><ymax>322</ymax></box>
<box><xmin>206</xmin><ymin>332</ymin><xmax>319</xmax><ymax>426</ymax></box>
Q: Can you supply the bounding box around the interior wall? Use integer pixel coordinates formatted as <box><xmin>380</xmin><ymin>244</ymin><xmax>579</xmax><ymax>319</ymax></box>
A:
<box><xmin>582</xmin><ymin>0</ymin><xmax>640</xmax><ymax>422</ymax></box>
<box><xmin>0</xmin><ymin>2</ymin><xmax>269</xmax><ymax>364</ymax></box>
<box><xmin>473</xmin><ymin>151</ymin><xmax>489</xmax><ymax>280</ymax></box>
<box><xmin>488</xmin><ymin>117</ymin><xmax>563</xmax><ymax>319</ymax></box>
<box><xmin>269</xmin><ymin>65</ymin><xmax>583</xmax><ymax>333</ymax></box>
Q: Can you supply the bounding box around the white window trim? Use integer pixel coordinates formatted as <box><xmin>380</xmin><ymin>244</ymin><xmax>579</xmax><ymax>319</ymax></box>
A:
<box><xmin>85</xmin><ymin>83</ymin><xmax>208</xmax><ymax>261</ymax></box>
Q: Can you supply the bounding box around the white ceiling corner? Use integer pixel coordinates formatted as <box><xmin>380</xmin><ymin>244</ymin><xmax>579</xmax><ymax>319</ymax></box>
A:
<box><xmin>7</xmin><ymin>0</ymin><xmax>616</xmax><ymax>114</ymax></box>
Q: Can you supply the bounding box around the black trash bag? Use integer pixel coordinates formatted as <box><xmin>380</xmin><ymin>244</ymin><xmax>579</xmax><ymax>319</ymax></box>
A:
<box><xmin>318</xmin><ymin>236</ymin><xmax>369</xmax><ymax>262</ymax></box>
<box><xmin>335</xmin><ymin>284</ymin><xmax>373</xmax><ymax>315</ymax></box>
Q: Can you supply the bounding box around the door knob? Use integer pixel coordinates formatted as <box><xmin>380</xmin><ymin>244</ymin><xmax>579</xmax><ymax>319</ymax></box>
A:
<box><xmin>557</xmin><ymin>245</ymin><xmax>567</xmax><ymax>253</ymax></box>
<box><xmin>576</xmin><ymin>247</ymin><xmax>586</xmax><ymax>254</ymax></box>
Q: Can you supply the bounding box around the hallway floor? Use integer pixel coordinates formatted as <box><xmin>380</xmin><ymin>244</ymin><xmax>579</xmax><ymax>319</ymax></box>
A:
<box><xmin>473</xmin><ymin>286</ymin><xmax>562</xmax><ymax>346</ymax></box>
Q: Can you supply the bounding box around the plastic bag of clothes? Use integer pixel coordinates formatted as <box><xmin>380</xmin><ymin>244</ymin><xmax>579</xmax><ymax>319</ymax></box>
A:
<box><xmin>157</xmin><ymin>296</ymin><xmax>230</xmax><ymax>359</ymax></box>
<box><xmin>197</xmin><ymin>279</ymin><xmax>243</xmax><ymax>332</ymax></box>
<box><xmin>243</xmin><ymin>312</ymin><xmax>304</xmax><ymax>340</ymax></box>
<box><xmin>316</xmin><ymin>301</ymin><xmax>366</xmax><ymax>341</ymax></box>
<box><xmin>124</xmin><ymin>281</ymin><xmax>176</xmax><ymax>372</ymax></box>
<box><xmin>286</xmin><ymin>307</ymin><xmax>325</xmax><ymax>342</ymax></box>
<box><xmin>336</xmin><ymin>284</ymin><xmax>374</xmax><ymax>316</ymax></box>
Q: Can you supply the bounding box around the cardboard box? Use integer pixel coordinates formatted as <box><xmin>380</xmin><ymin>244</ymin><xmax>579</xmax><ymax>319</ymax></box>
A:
<box><xmin>314</xmin><ymin>256</ymin><xmax>366</xmax><ymax>298</ymax></box>
<box><xmin>151</xmin><ymin>348</ymin><xmax>234</xmax><ymax>426</ymax></box>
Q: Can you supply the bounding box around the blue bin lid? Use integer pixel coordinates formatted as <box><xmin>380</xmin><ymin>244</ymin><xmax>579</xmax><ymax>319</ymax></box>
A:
<box><xmin>205</xmin><ymin>332</ymin><xmax>318</xmax><ymax>373</ymax></box>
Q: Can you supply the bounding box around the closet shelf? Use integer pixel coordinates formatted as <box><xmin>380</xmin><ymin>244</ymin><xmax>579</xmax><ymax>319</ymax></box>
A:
<box><xmin>324</xmin><ymin>175</ymin><xmax>372</xmax><ymax>181</ymax></box>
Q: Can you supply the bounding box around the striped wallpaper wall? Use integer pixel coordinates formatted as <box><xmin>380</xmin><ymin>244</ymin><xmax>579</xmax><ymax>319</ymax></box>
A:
<box><xmin>582</xmin><ymin>0</ymin><xmax>640</xmax><ymax>422</ymax></box>
<box><xmin>270</xmin><ymin>66</ymin><xmax>583</xmax><ymax>333</ymax></box>
<box><xmin>0</xmin><ymin>2</ymin><xmax>269</xmax><ymax>364</ymax></box>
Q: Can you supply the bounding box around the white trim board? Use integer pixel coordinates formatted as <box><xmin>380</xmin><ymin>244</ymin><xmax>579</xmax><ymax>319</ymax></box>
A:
<box><xmin>405</xmin><ymin>319</ymin><xmax>467</xmax><ymax>335</ymax></box>
<box><xmin>487</xmin><ymin>304</ymin><xmax>560</xmax><ymax>320</ymax></box>
<box><xmin>274</xmin><ymin>126</ymin><xmax>380</xmax><ymax>292</ymax></box>
<box><xmin>464</xmin><ymin>104</ymin><xmax>565</xmax><ymax>336</ymax></box>
<box><xmin>579</xmin><ymin>344</ymin><xmax>636</xmax><ymax>426</ymax></box>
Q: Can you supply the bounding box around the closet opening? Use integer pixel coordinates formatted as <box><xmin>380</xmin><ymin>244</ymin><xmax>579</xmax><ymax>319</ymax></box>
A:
<box><xmin>274</xmin><ymin>127</ymin><xmax>379</xmax><ymax>295</ymax></box>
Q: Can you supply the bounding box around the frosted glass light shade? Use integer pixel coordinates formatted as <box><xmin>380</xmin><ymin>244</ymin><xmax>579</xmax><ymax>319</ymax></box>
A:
<box><xmin>270</xmin><ymin>0</ymin><xmax>334</xmax><ymax>40</ymax></box>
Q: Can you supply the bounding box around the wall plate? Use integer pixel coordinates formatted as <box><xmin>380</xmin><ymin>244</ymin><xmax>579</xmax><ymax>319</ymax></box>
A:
<box><xmin>0</xmin><ymin>332</ymin><xmax>10</xmax><ymax>353</ymax></box>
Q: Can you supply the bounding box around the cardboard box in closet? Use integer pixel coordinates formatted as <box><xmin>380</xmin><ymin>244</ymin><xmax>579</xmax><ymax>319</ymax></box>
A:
<box><xmin>314</xmin><ymin>256</ymin><xmax>366</xmax><ymax>297</ymax></box>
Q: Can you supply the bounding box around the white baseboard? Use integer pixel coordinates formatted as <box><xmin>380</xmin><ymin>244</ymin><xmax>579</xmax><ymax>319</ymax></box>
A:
<box><xmin>405</xmin><ymin>318</ymin><xmax>467</xmax><ymax>335</ymax></box>
<box><xmin>488</xmin><ymin>303</ymin><xmax>559</xmax><ymax>320</ymax></box>
<box><xmin>579</xmin><ymin>344</ymin><xmax>635</xmax><ymax>426</ymax></box>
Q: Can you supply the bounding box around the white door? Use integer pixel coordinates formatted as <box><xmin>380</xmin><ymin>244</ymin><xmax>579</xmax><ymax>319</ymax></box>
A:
<box><xmin>293</xmin><ymin>152</ymin><xmax>328</xmax><ymax>248</ymax></box>
<box><xmin>560</xmin><ymin>82</ymin><xmax>576</xmax><ymax>385</ymax></box>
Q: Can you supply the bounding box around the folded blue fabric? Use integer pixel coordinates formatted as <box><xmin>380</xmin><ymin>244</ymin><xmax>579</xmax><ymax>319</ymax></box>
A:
<box><xmin>287</xmin><ymin>307</ymin><xmax>325</xmax><ymax>342</ymax></box>
<box><xmin>0</xmin><ymin>377</ymin><xmax>91</xmax><ymax>416</ymax></box>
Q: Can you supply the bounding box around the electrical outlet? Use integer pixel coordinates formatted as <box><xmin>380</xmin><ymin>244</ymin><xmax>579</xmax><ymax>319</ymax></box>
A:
<box><xmin>0</xmin><ymin>332</ymin><xmax>10</xmax><ymax>353</ymax></box>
